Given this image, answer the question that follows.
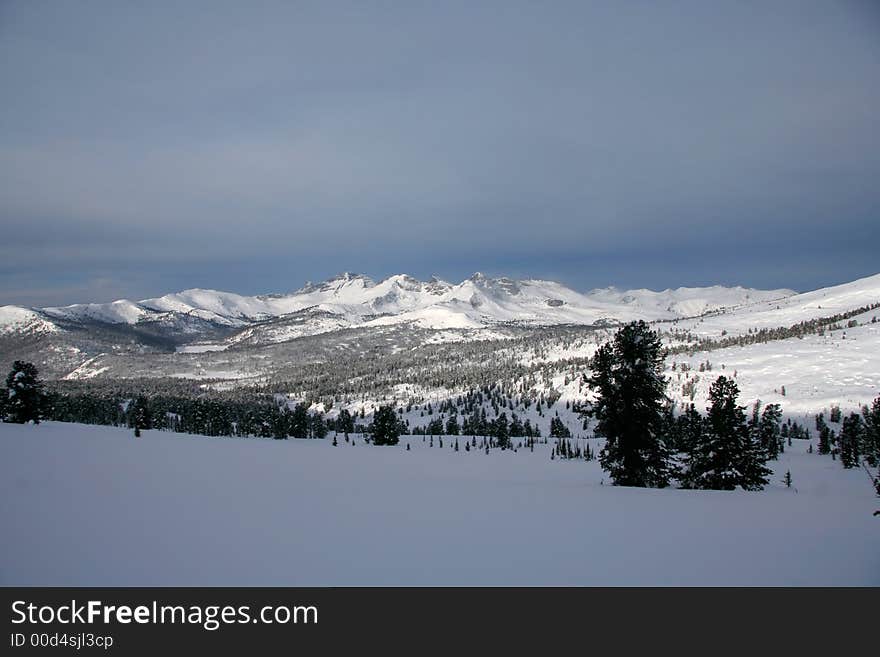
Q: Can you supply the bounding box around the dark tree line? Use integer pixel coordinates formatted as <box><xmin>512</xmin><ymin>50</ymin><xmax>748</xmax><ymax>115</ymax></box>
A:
<box><xmin>1</xmin><ymin>361</ymin><xmax>344</xmax><ymax>440</ymax></box>
<box><xmin>410</xmin><ymin>409</ymin><xmax>544</xmax><ymax>443</ymax></box>
<box><xmin>814</xmin><ymin>399</ymin><xmax>880</xmax><ymax>472</ymax></box>
<box><xmin>53</xmin><ymin>391</ymin><xmax>334</xmax><ymax>440</ymax></box>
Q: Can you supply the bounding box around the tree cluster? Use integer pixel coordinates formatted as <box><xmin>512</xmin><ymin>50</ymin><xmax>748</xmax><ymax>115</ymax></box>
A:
<box><xmin>582</xmin><ymin>322</ymin><xmax>775</xmax><ymax>491</ymax></box>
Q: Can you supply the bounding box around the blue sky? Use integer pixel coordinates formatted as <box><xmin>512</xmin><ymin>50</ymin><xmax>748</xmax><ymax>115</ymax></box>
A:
<box><xmin>2</xmin><ymin>1</ymin><xmax>879</xmax><ymax>306</ymax></box>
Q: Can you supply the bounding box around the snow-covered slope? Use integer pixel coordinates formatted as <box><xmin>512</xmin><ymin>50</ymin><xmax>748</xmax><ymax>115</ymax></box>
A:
<box><xmin>585</xmin><ymin>284</ymin><xmax>794</xmax><ymax>319</ymax></box>
<box><xmin>667</xmin><ymin>320</ymin><xmax>879</xmax><ymax>416</ymax></box>
<box><xmin>673</xmin><ymin>272</ymin><xmax>880</xmax><ymax>340</ymax></box>
<box><xmin>0</xmin><ymin>305</ymin><xmax>59</xmax><ymax>335</ymax></box>
<box><xmin>44</xmin><ymin>299</ymin><xmax>155</xmax><ymax>325</ymax></box>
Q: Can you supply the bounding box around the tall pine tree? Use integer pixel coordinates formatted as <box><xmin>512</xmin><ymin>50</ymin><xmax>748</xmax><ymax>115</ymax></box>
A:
<box><xmin>839</xmin><ymin>412</ymin><xmax>863</xmax><ymax>469</ymax></box>
<box><xmin>758</xmin><ymin>403</ymin><xmax>783</xmax><ymax>460</ymax></box>
<box><xmin>5</xmin><ymin>361</ymin><xmax>44</xmax><ymax>424</ymax></box>
<box><xmin>289</xmin><ymin>403</ymin><xmax>310</xmax><ymax>438</ymax></box>
<box><xmin>336</xmin><ymin>408</ymin><xmax>355</xmax><ymax>435</ymax></box>
<box><xmin>581</xmin><ymin>321</ymin><xmax>672</xmax><ymax>488</ymax></box>
<box><xmin>683</xmin><ymin>376</ymin><xmax>771</xmax><ymax>490</ymax></box>
<box><xmin>860</xmin><ymin>396</ymin><xmax>880</xmax><ymax>467</ymax></box>
<box><xmin>371</xmin><ymin>405</ymin><xmax>400</xmax><ymax>446</ymax></box>
<box><xmin>128</xmin><ymin>395</ymin><xmax>151</xmax><ymax>432</ymax></box>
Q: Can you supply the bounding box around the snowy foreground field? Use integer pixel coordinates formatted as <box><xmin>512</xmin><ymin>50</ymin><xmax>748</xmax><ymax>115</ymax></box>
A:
<box><xmin>2</xmin><ymin>422</ymin><xmax>878</xmax><ymax>586</ymax></box>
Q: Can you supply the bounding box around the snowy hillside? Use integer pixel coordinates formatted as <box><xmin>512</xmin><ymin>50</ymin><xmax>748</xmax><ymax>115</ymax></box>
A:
<box><xmin>667</xmin><ymin>322</ymin><xmax>879</xmax><ymax>417</ymax></box>
<box><xmin>584</xmin><ymin>284</ymin><xmax>794</xmax><ymax>318</ymax></box>
<box><xmin>671</xmin><ymin>272</ymin><xmax>880</xmax><ymax>340</ymax></box>
<box><xmin>0</xmin><ymin>305</ymin><xmax>59</xmax><ymax>335</ymax></box>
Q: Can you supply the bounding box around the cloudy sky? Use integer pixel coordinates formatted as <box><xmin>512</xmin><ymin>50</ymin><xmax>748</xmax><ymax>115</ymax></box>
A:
<box><xmin>2</xmin><ymin>1</ymin><xmax>879</xmax><ymax>306</ymax></box>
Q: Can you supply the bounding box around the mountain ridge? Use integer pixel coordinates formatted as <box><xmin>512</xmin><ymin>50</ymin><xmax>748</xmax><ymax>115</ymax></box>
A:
<box><xmin>0</xmin><ymin>272</ymin><xmax>877</xmax><ymax>417</ymax></box>
<box><xmin>1</xmin><ymin>272</ymin><xmax>798</xmax><ymax>336</ymax></box>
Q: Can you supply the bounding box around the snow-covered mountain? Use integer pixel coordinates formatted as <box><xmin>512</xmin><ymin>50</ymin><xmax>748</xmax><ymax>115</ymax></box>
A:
<box><xmin>1</xmin><ymin>271</ymin><xmax>877</xmax><ymax>423</ymax></box>
<box><xmin>0</xmin><ymin>305</ymin><xmax>59</xmax><ymax>336</ymax></box>
<box><xmin>0</xmin><ymin>272</ymin><xmax>796</xmax><ymax>341</ymax></box>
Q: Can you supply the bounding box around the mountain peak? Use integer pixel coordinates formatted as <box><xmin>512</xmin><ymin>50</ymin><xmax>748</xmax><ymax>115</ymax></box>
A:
<box><xmin>382</xmin><ymin>273</ymin><xmax>421</xmax><ymax>285</ymax></box>
<box><xmin>328</xmin><ymin>272</ymin><xmax>372</xmax><ymax>284</ymax></box>
<box><xmin>296</xmin><ymin>272</ymin><xmax>374</xmax><ymax>294</ymax></box>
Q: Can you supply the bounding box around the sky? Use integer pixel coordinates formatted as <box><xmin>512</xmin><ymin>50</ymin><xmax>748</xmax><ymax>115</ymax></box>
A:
<box><xmin>1</xmin><ymin>0</ymin><xmax>879</xmax><ymax>307</ymax></box>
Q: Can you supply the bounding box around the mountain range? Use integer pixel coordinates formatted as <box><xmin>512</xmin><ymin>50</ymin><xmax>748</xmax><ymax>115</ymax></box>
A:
<box><xmin>1</xmin><ymin>270</ymin><xmax>878</xmax><ymax>427</ymax></box>
<box><xmin>0</xmin><ymin>272</ymin><xmax>795</xmax><ymax>344</ymax></box>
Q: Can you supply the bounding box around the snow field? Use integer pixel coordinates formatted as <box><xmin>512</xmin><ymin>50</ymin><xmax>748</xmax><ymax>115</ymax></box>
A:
<box><xmin>2</xmin><ymin>422</ymin><xmax>877</xmax><ymax>586</ymax></box>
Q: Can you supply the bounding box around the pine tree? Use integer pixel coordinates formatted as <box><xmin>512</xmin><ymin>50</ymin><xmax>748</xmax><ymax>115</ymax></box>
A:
<box><xmin>839</xmin><ymin>412</ymin><xmax>863</xmax><ymax>468</ymax></box>
<box><xmin>4</xmin><ymin>361</ymin><xmax>44</xmax><ymax>424</ymax></box>
<box><xmin>758</xmin><ymin>403</ymin><xmax>783</xmax><ymax>460</ymax></box>
<box><xmin>818</xmin><ymin>425</ymin><xmax>832</xmax><ymax>455</ymax></box>
<box><xmin>494</xmin><ymin>412</ymin><xmax>510</xmax><ymax>449</ymax></box>
<box><xmin>580</xmin><ymin>321</ymin><xmax>672</xmax><ymax>488</ymax></box>
<box><xmin>830</xmin><ymin>405</ymin><xmax>842</xmax><ymax>423</ymax></box>
<box><xmin>860</xmin><ymin>396</ymin><xmax>880</xmax><ymax>467</ymax></box>
<box><xmin>289</xmin><ymin>403</ymin><xmax>310</xmax><ymax>438</ymax></box>
<box><xmin>674</xmin><ymin>403</ymin><xmax>705</xmax><ymax>455</ymax></box>
<box><xmin>129</xmin><ymin>395</ymin><xmax>151</xmax><ymax>432</ymax></box>
<box><xmin>549</xmin><ymin>416</ymin><xmax>571</xmax><ymax>438</ymax></box>
<box><xmin>271</xmin><ymin>408</ymin><xmax>288</xmax><ymax>439</ymax></box>
<box><xmin>371</xmin><ymin>405</ymin><xmax>400</xmax><ymax>446</ymax></box>
<box><xmin>310</xmin><ymin>412</ymin><xmax>328</xmax><ymax>439</ymax></box>
<box><xmin>683</xmin><ymin>376</ymin><xmax>771</xmax><ymax>491</ymax></box>
<box><xmin>427</xmin><ymin>417</ymin><xmax>444</xmax><ymax>436</ymax></box>
<box><xmin>747</xmin><ymin>400</ymin><xmax>762</xmax><ymax>452</ymax></box>
<box><xmin>509</xmin><ymin>414</ymin><xmax>524</xmax><ymax>437</ymax></box>
<box><xmin>337</xmin><ymin>408</ymin><xmax>355</xmax><ymax>434</ymax></box>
